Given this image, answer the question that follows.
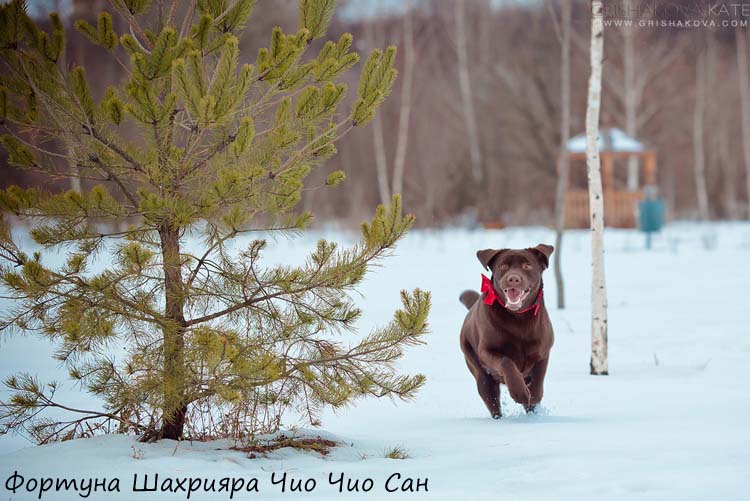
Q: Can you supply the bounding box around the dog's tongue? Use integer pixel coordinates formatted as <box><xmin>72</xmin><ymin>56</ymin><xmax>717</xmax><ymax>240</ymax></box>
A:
<box><xmin>506</xmin><ymin>288</ymin><xmax>522</xmax><ymax>303</ymax></box>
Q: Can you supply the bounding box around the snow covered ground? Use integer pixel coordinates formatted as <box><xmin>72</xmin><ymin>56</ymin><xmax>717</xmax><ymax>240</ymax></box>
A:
<box><xmin>2</xmin><ymin>222</ymin><xmax>750</xmax><ymax>500</ymax></box>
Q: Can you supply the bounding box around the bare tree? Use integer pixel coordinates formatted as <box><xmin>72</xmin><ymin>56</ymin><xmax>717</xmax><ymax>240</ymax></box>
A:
<box><xmin>553</xmin><ymin>0</ymin><xmax>571</xmax><ymax>309</ymax></box>
<box><xmin>706</xmin><ymin>29</ymin><xmax>739</xmax><ymax>220</ymax></box>
<box><xmin>736</xmin><ymin>27</ymin><xmax>750</xmax><ymax>219</ymax></box>
<box><xmin>372</xmin><ymin>114</ymin><xmax>391</xmax><ymax>205</ymax></box>
<box><xmin>601</xmin><ymin>19</ymin><xmax>685</xmax><ymax>189</ymax></box>
<box><xmin>367</xmin><ymin>4</ymin><xmax>415</xmax><ymax>205</ymax></box>
<box><xmin>717</xmin><ymin>118</ymin><xmax>739</xmax><ymax>219</ymax></box>
<box><xmin>693</xmin><ymin>46</ymin><xmax>710</xmax><ymax>220</ymax></box>
<box><xmin>392</xmin><ymin>2</ymin><xmax>414</xmax><ymax>197</ymax></box>
<box><xmin>365</xmin><ymin>18</ymin><xmax>392</xmax><ymax>206</ymax></box>
<box><xmin>622</xmin><ymin>24</ymin><xmax>638</xmax><ymax>190</ymax></box>
<box><xmin>455</xmin><ymin>0</ymin><xmax>483</xmax><ymax>183</ymax></box>
<box><xmin>11</xmin><ymin>1</ymin><xmax>744</xmax><ymax>227</ymax></box>
<box><xmin>587</xmin><ymin>1</ymin><xmax>608</xmax><ymax>376</ymax></box>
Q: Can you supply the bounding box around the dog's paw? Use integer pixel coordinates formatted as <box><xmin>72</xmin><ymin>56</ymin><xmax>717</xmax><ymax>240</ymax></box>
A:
<box><xmin>492</xmin><ymin>413</ymin><xmax>501</xmax><ymax>420</ymax></box>
<box><xmin>509</xmin><ymin>386</ymin><xmax>531</xmax><ymax>406</ymax></box>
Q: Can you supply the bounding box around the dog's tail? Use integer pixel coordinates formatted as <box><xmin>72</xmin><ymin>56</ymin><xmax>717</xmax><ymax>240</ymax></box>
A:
<box><xmin>459</xmin><ymin>290</ymin><xmax>480</xmax><ymax>310</ymax></box>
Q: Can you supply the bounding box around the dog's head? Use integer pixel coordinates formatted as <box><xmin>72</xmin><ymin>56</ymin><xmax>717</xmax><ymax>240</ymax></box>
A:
<box><xmin>476</xmin><ymin>244</ymin><xmax>554</xmax><ymax>311</ymax></box>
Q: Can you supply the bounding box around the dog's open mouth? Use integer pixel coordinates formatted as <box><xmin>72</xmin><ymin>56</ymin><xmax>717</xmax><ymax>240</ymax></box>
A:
<box><xmin>503</xmin><ymin>287</ymin><xmax>531</xmax><ymax>310</ymax></box>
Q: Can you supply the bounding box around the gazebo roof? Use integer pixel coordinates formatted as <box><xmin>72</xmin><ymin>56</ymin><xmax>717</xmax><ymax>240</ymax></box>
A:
<box><xmin>566</xmin><ymin>127</ymin><xmax>646</xmax><ymax>153</ymax></box>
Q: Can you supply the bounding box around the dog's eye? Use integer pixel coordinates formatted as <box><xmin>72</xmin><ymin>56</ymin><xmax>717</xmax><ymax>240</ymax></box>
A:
<box><xmin>499</xmin><ymin>264</ymin><xmax>509</xmax><ymax>271</ymax></box>
<box><xmin>522</xmin><ymin>263</ymin><xmax>533</xmax><ymax>271</ymax></box>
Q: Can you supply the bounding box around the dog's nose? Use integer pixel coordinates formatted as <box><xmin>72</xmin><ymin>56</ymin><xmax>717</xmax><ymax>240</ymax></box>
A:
<box><xmin>506</xmin><ymin>273</ymin><xmax>522</xmax><ymax>286</ymax></box>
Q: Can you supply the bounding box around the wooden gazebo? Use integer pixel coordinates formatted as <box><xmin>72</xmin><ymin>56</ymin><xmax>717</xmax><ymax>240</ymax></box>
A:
<box><xmin>563</xmin><ymin>128</ymin><xmax>657</xmax><ymax>228</ymax></box>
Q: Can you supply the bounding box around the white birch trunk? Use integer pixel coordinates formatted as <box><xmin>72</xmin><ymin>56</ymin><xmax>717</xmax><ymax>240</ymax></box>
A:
<box><xmin>692</xmin><ymin>49</ymin><xmax>710</xmax><ymax>221</ymax></box>
<box><xmin>455</xmin><ymin>0</ymin><xmax>483</xmax><ymax>183</ymax></box>
<box><xmin>736</xmin><ymin>27</ymin><xmax>750</xmax><ymax>220</ymax></box>
<box><xmin>391</xmin><ymin>4</ymin><xmax>414</xmax><ymax>198</ymax></box>
<box><xmin>553</xmin><ymin>0</ymin><xmax>572</xmax><ymax>310</ymax></box>
<box><xmin>587</xmin><ymin>1</ymin><xmax>608</xmax><ymax>376</ymax></box>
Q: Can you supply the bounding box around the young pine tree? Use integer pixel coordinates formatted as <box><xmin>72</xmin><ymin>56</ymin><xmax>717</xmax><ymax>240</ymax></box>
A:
<box><xmin>0</xmin><ymin>0</ymin><xmax>430</xmax><ymax>442</ymax></box>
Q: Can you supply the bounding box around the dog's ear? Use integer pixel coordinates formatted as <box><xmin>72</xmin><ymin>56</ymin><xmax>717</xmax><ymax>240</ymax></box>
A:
<box><xmin>476</xmin><ymin>249</ymin><xmax>506</xmax><ymax>271</ymax></box>
<box><xmin>529</xmin><ymin>244</ymin><xmax>554</xmax><ymax>269</ymax></box>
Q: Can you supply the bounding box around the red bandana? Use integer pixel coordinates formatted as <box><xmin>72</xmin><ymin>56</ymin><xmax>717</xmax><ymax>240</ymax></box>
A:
<box><xmin>480</xmin><ymin>274</ymin><xmax>543</xmax><ymax>316</ymax></box>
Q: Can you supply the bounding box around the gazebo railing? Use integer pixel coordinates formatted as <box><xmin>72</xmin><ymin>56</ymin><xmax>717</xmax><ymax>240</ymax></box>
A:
<box><xmin>565</xmin><ymin>189</ymin><xmax>645</xmax><ymax>228</ymax></box>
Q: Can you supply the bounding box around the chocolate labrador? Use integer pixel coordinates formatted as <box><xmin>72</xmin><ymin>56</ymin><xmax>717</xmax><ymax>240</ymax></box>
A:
<box><xmin>458</xmin><ymin>244</ymin><xmax>554</xmax><ymax>418</ymax></box>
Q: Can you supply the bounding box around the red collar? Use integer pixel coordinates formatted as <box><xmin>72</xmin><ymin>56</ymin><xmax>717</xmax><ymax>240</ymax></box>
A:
<box><xmin>480</xmin><ymin>274</ymin><xmax>543</xmax><ymax>316</ymax></box>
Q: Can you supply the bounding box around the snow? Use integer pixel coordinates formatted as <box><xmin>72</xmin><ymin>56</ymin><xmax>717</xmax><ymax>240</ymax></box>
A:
<box><xmin>2</xmin><ymin>222</ymin><xmax>750</xmax><ymax>500</ymax></box>
<box><xmin>567</xmin><ymin>127</ymin><xmax>646</xmax><ymax>153</ymax></box>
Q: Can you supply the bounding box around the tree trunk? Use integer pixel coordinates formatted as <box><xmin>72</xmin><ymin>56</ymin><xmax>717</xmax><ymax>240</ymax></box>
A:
<box><xmin>705</xmin><ymin>31</ymin><xmax>737</xmax><ymax>220</ymax></box>
<box><xmin>366</xmin><ymin>20</ymin><xmax>391</xmax><ymax>206</ymax></box>
<box><xmin>372</xmin><ymin>114</ymin><xmax>391</xmax><ymax>206</ymax></box>
<box><xmin>623</xmin><ymin>25</ymin><xmax>639</xmax><ymax>190</ymax></box>
<box><xmin>67</xmin><ymin>0</ymin><xmax>89</xmax><ymax>194</ymax></box>
<box><xmin>553</xmin><ymin>0</ymin><xmax>571</xmax><ymax>310</ymax></box>
<box><xmin>692</xmin><ymin>48</ymin><xmax>710</xmax><ymax>221</ymax></box>
<box><xmin>455</xmin><ymin>0</ymin><xmax>483</xmax><ymax>184</ymax></box>
<box><xmin>159</xmin><ymin>225</ymin><xmax>188</xmax><ymax>440</ymax></box>
<box><xmin>391</xmin><ymin>3</ymin><xmax>414</xmax><ymax>198</ymax></box>
<box><xmin>736</xmin><ymin>27</ymin><xmax>750</xmax><ymax>220</ymax></box>
<box><xmin>718</xmin><ymin>121</ymin><xmax>739</xmax><ymax>219</ymax></box>
<box><xmin>587</xmin><ymin>1</ymin><xmax>608</xmax><ymax>376</ymax></box>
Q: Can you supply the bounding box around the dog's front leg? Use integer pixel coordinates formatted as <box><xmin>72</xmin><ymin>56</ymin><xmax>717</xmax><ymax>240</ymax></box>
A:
<box><xmin>479</xmin><ymin>350</ymin><xmax>530</xmax><ymax>407</ymax></box>
<box><xmin>526</xmin><ymin>358</ymin><xmax>549</xmax><ymax>412</ymax></box>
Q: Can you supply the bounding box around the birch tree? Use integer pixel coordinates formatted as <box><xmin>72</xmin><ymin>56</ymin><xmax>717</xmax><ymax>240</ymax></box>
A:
<box><xmin>587</xmin><ymin>0</ymin><xmax>608</xmax><ymax>376</ymax></box>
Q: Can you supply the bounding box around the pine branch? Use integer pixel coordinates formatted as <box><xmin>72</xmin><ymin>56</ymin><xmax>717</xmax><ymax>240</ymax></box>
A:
<box><xmin>185</xmin><ymin>241</ymin><xmax>382</xmax><ymax>327</ymax></box>
<box><xmin>0</xmin><ymin>374</ymin><xmax>147</xmax><ymax>441</ymax></box>
<box><xmin>109</xmin><ymin>0</ymin><xmax>154</xmax><ymax>51</ymax></box>
<box><xmin>86</xmin><ymin>126</ymin><xmax>146</xmax><ymax>173</ymax></box>
<box><xmin>88</xmin><ymin>155</ymin><xmax>140</xmax><ymax>206</ymax></box>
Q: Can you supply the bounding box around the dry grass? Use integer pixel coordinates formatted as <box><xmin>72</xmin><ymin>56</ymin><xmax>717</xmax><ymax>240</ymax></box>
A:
<box><xmin>383</xmin><ymin>446</ymin><xmax>409</xmax><ymax>460</ymax></box>
<box><xmin>231</xmin><ymin>434</ymin><xmax>340</xmax><ymax>458</ymax></box>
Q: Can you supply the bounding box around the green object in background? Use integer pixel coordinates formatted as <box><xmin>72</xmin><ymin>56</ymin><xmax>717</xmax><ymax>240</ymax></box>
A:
<box><xmin>638</xmin><ymin>197</ymin><xmax>665</xmax><ymax>249</ymax></box>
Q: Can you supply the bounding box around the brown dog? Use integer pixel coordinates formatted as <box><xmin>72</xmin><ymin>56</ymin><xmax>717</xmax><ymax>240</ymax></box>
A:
<box><xmin>459</xmin><ymin>244</ymin><xmax>554</xmax><ymax>418</ymax></box>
